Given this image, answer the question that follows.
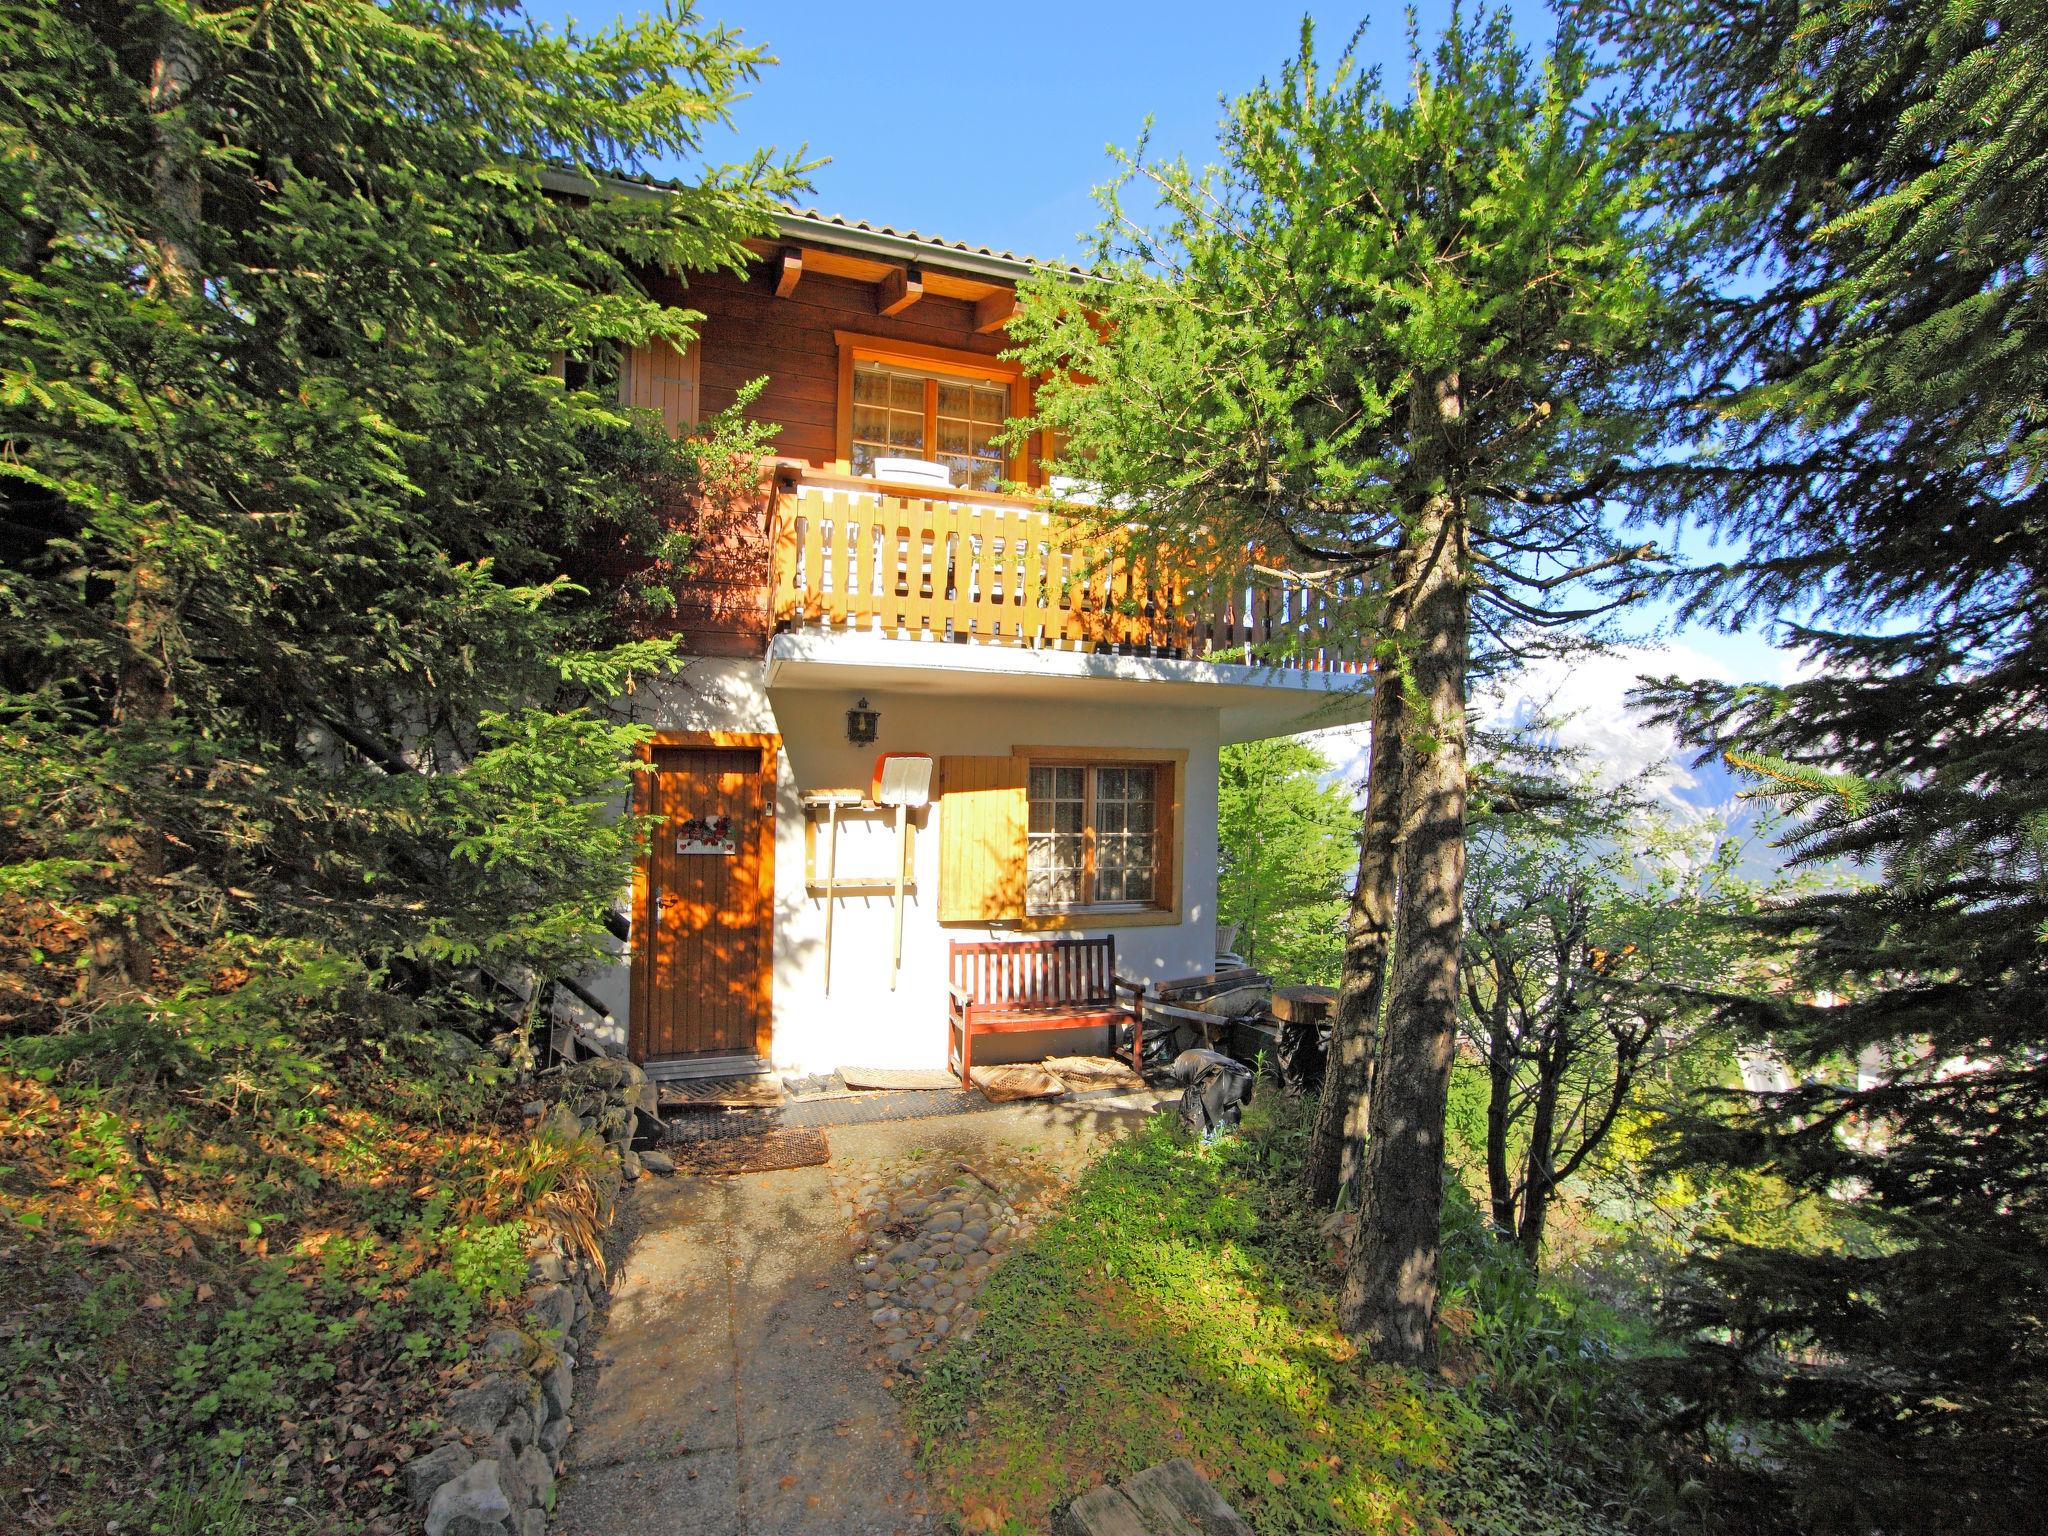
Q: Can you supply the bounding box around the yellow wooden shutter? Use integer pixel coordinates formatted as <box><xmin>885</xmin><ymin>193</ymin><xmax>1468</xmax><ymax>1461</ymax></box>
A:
<box><xmin>619</xmin><ymin>337</ymin><xmax>700</xmax><ymax>434</ymax></box>
<box><xmin>936</xmin><ymin>755</ymin><xmax>1028</xmax><ymax>923</ymax></box>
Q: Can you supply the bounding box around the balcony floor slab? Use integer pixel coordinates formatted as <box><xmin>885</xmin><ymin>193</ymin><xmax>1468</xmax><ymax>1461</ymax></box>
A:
<box><xmin>761</xmin><ymin>628</ymin><xmax>1369</xmax><ymax>742</ymax></box>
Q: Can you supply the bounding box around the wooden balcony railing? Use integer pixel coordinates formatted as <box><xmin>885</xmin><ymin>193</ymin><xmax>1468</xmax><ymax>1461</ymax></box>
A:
<box><xmin>768</xmin><ymin>477</ymin><xmax>1370</xmax><ymax>674</ymax></box>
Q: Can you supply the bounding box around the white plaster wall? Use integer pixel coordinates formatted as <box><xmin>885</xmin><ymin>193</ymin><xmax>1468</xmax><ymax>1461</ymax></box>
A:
<box><xmin>578</xmin><ymin>655</ymin><xmax>1223</xmax><ymax>1077</ymax></box>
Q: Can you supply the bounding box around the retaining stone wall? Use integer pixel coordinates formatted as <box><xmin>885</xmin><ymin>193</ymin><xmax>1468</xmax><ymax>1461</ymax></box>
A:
<box><xmin>409</xmin><ymin>1055</ymin><xmax>671</xmax><ymax>1536</ymax></box>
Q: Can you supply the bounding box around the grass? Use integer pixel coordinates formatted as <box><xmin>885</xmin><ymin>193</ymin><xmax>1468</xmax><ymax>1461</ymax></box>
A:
<box><xmin>906</xmin><ymin>1096</ymin><xmax>1684</xmax><ymax>1536</ymax></box>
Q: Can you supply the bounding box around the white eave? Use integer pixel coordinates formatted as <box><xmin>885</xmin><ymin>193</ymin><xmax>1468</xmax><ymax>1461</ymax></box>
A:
<box><xmin>761</xmin><ymin>630</ymin><xmax>1370</xmax><ymax>744</ymax></box>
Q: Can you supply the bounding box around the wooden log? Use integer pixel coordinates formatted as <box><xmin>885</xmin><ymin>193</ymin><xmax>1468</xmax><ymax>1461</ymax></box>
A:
<box><xmin>1122</xmin><ymin>1459</ymin><xmax>1254</xmax><ymax>1536</ymax></box>
<box><xmin>1068</xmin><ymin>1485</ymin><xmax>1153</xmax><ymax>1536</ymax></box>
<box><xmin>1270</xmin><ymin>984</ymin><xmax>1337</xmax><ymax>1023</ymax></box>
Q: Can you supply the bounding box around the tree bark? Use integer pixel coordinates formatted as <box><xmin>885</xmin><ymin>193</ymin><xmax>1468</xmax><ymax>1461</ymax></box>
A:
<box><xmin>1341</xmin><ymin>375</ymin><xmax>1470</xmax><ymax>1366</ymax></box>
<box><xmin>86</xmin><ymin>22</ymin><xmax>200</xmax><ymax>998</ymax></box>
<box><xmin>1484</xmin><ymin>982</ymin><xmax>1517</xmax><ymax>1239</ymax></box>
<box><xmin>1304</xmin><ymin>607</ymin><xmax>1409</xmax><ymax>1207</ymax></box>
<box><xmin>1518</xmin><ymin>1053</ymin><xmax>1562</xmax><ymax>1264</ymax></box>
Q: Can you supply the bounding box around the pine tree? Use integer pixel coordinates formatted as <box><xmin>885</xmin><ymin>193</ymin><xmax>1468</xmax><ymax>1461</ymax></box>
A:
<box><xmin>1007</xmin><ymin>11</ymin><xmax>1665</xmax><ymax>1364</ymax></box>
<box><xmin>0</xmin><ymin>4</ymin><xmax>801</xmax><ymax>1074</ymax></box>
<box><xmin>1582</xmin><ymin>0</ymin><xmax>2048</xmax><ymax>1522</ymax></box>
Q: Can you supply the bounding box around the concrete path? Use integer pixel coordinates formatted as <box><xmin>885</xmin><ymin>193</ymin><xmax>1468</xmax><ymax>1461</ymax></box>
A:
<box><xmin>552</xmin><ymin>1090</ymin><xmax>1167</xmax><ymax>1536</ymax></box>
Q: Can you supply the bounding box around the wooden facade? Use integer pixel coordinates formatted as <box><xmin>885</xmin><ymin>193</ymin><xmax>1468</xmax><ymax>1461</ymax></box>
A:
<box><xmin>614</xmin><ymin>220</ymin><xmax>1370</xmax><ymax>674</ymax></box>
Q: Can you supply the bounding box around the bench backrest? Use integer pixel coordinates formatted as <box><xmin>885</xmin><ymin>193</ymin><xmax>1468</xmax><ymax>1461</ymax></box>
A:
<box><xmin>950</xmin><ymin>936</ymin><xmax>1117</xmax><ymax>1008</ymax></box>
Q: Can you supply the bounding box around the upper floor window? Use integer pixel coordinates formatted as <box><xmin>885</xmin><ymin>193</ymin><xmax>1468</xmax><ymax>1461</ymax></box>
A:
<box><xmin>848</xmin><ymin>358</ymin><xmax>1011</xmax><ymax>491</ymax></box>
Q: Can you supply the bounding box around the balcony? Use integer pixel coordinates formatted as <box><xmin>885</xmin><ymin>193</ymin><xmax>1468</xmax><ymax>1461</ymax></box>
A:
<box><xmin>766</xmin><ymin>472</ymin><xmax>1371</xmax><ymax>675</ymax></box>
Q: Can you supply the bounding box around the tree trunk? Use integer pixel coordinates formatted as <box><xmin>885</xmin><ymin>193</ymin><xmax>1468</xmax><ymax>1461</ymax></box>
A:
<box><xmin>86</xmin><ymin>22</ymin><xmax>199</xmax><ymax>998</ymax></box>
<box><xmin>1518</xmin><ymin>1056</ymin><xmax>1562</xmax><ymax>1264</ymax></box>
<box><xmin>1304</xmin><ymin>621</ymin><xmax>1408</xmax><ymax>1207</ymax></box>
<box><xmin>1484</xmin><ymin>993</ymin><xmax>1517</xmax><ymax>1239</ymax></box>
<box><xmin>1341</xmin><ymin>375</ymin><xmax>1470</xmax><ymax>1366</ymax></box>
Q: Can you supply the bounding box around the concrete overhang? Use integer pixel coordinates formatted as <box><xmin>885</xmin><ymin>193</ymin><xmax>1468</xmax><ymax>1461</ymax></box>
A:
<box><xmin>762</xmin><ymin>630</ymin><xmax>1370</xmax><ymax>743</ymax></box>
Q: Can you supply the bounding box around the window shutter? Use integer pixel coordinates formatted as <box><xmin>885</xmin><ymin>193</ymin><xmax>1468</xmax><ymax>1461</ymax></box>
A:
<box><xmin>936</xmin><ymin>755</ymin><xmax>1028</xmax><ymax>923</ymax></box>
<box><xmin>620</xmin><ymin>337</ymin><xmax>700</xmax><ymax>434</ymax></box>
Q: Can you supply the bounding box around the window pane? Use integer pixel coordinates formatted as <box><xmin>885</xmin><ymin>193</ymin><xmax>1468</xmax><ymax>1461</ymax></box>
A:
<box><xmin>971</xmin><ymin>387</ymin><xmax>1006</xmax><ymax>424</ymax></box>
<box><xmin>937</xmin><ymin>421</ymin><xmax>969</xmax><ymax>455</ymax></box>
<box><xmin>937</xmin><ymin>381</ymin><xmax>973</xmax><ymax>417</ymax></box>
<box><xmin>890</xmin><ymin>375</ymin><xmax>924</xmax><ymax>410</ymax></box>
<box><xmin>853</xmin><ymin>368</ymin><xmax>889</xmax><ymax>405</ymax></box>
<box><xmin>851</xmin><ymin>444</ymin><xmax>876</xmax><ymax>476</ymax></box>
<box><xmin>852</xmin><ymin>406</ymin><xmax>888</xmax><ymax>443</ymax></box>
<box><xmin>889</xmin><ymin>416</ymin><xmax>924</xmax><ymax>449</ymax></box>
<box><xmin>1056</xmin><ymin>766</ymin><xmax>1084</xmax><ymax>799</ymax></box>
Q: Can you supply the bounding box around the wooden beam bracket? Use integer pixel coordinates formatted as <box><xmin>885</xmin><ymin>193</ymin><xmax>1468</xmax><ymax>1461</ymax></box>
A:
<box><xmin>974</xmin><ymin>288</ymin><xmax>1018</xmax><ymax>334</ymax></box>
<box><xmin>774</xmin><ymin>246</ymin><xmax>804</xmax><ymax>298</ymax></box>
<box><xmin>877</xmin><ymin>265</ymin><xmax>924</xmax><ymax>317</ymax></box>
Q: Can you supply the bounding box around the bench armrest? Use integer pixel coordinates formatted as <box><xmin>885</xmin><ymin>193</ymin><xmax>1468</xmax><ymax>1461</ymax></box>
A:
<box><xmin>947</xmin><ymin>982</ymin><xmax>973</xmax><ymax>1008</ymax></box>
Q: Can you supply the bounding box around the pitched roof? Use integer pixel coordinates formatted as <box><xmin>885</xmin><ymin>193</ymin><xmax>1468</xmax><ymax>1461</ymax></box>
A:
<box><xmin>775</xmin><ymin>206</ymin><xmax>1090</xmax><ymax>279</ymax></box>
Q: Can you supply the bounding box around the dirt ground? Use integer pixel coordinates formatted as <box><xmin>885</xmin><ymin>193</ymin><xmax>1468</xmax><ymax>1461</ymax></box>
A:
<box><xmin>551</xmin><ymin>1089</ymin><xmax>1169</xmax><ymax>1536</ymax></box>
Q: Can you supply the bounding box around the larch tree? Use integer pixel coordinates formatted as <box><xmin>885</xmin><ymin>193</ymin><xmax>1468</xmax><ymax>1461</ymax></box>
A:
<box><xmin>0</xmin><ymin>3</ymin><xmax>801</xmax><ymax>1076</ymax></box>
<box><xmin>1007</xmin><ymin>12</ymin><xmax>1666</xmax><ymax>1364</ymax></box>
<box><xmin>1582</xmin><ymin>0</ymin><xmax>2048</xmax><ymax>1520</ymax></box>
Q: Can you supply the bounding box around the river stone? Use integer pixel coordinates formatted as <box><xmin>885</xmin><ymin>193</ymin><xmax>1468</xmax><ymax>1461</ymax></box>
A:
<box><xmin>926</xmin><ymin>1211</ymin><xmax>962</xmax><ymax>1234</ymax></box>
<box><xmin>519</xmin><ymin>1511</ymin><xmax>548</xmax><ymax>1536</ymax></box>
<box><xmin>526</xmin><ymin>1284</ymin><xmax>574</xmax><ymax>1338</ymax></box>
<box><xmin>961</xmin><ymin>1221</ymin><xmax>990</xmax><ymax>1243</ymax></box>
<box><xmin>640</xmin><ymin>1149</ymin><xmax>676</xmax><ymax>1175</ymax></box>
<box><xmin>481</xmin><ymin>1328</ymin><xmax>533</xmax><ymax>1368</ymax></box>
<box><xmin>861</xmin><ymin>1270</ymin><xmax>886</xmax><ymax>1291</ymax></box>
<box><xmin>404</xmin><ymin>1443</ymin><xmax>475</xmax><ymax>1508</ymax></box>
<box><xmin>447</xmin><ymin>1374</ymin><xmax>524</xmax><ymax>1438</ymax></box>
<box><xmin>424</xmin><ymin>1460</ymin><xmax>513</xmax><ymax>1536</ymax></box>
<box><xmin>542</xmin><ymin>1352</ymin><xmax>575</xmax><ymax>1418</ymax></box>
<box><xmin>527</xmin><ymin>1251</ymin><xmax>568</xmax><ymax>1285</ymax></box>
<box><xmin>883</xmin><ymin>1240</ymin><xmax>923</xmax><ymax>1264</ymax></box>
<box><xmin>502</xmin><ymin>1444</ymin><xmax>554</xmax><ymax>1510</ymax></box>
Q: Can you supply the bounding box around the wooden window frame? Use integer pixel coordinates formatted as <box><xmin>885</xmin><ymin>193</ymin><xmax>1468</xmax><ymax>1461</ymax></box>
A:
<box><xmin>1013</xmin><ymin>746</ymin><xmax>1185</xmax><ymax>932</ymax></box>
<box><xmin>834</xmin><ymin>332</ymin><xmax>1034</xmax><ymax>489</ymax></box>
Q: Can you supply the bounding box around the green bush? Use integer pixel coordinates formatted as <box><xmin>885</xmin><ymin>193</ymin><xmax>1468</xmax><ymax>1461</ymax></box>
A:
<box><xmin>449</xmin><ymin>1221</ymin><xmax>529</xmax><ymax>1304</ymax></box>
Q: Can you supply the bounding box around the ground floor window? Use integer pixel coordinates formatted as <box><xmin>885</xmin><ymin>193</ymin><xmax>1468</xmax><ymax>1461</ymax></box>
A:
<box><xmin>1027</xmin><ymin>762</ymin><xmax>1161</xmax><ymax>912</ymax></box>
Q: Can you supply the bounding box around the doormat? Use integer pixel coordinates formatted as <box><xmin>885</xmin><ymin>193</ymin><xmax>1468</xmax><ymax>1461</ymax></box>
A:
<box><xmin>659</xmin><ymin>1075</ymin><xmax>785</xmax><ymax>1110</ymax></box>
<box><xmin>671</xmin><ymin>1128</ymin><xmax>829</xmax><ymax>1176</ymax></box>
<box><xmin>838</xmin><ymin>1066</ymin><xmax>961</xmax><ymax>1091</ymax></box>
<box><xmin>1040</xmin><ymin>1054</ymin><xmax>1148</xmax><ymax>1093</ymax></box>
<box><xmin>969</xmin><ymin>1064</ymin><xmax>1067</xmax><ymax>1102</ymax></box>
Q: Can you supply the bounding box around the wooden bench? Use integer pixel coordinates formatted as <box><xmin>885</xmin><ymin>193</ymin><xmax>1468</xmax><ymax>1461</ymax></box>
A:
<box><xmin>946</xmin><ymin>936</ymin><xmax>1130</xmax><ymax>1088</ymax></box>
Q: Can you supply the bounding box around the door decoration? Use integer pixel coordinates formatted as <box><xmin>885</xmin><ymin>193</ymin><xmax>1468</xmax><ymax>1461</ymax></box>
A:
<box><xmin>675</xmin><ymin>811</ymin><xmax>737</xmax><ymax>856</ymax></box>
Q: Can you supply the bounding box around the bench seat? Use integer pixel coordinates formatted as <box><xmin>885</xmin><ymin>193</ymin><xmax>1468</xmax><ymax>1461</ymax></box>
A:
<box><xmin>946</xmin><ymin>936</ymin><xmax>1133</xmax><ymax>1087</ymax></box>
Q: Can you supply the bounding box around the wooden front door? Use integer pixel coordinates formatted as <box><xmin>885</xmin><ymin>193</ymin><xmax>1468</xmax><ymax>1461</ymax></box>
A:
<box><xmin>633</xmin><ymin>741</ymin><xmax>775</xmax><ymax>1063</ymax></box>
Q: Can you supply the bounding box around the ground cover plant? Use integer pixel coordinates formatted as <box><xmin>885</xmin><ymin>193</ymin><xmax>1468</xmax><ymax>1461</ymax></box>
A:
<box><xmin>0</xmin><ymin>992</ymin><xmax>618</xmax><ymax>1533</ymax></box>
<box><xmin>907</xmin><ymin>1098</ymin><xmax>1685</xmax><ymax>1536</ymax></box>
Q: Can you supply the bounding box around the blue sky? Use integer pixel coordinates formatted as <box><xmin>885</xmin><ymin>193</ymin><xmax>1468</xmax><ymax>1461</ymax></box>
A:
<box><xmin>519</xmin><ymin>0</ymin><xmax>1791</xmax><ymax>687</ymax></box>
